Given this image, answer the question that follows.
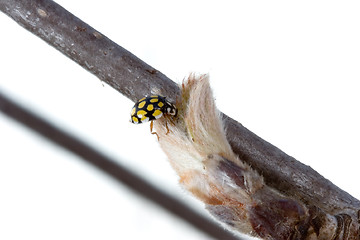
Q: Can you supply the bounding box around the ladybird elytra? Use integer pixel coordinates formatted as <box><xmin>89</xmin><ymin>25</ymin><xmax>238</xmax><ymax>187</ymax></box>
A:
<box><xmin>138</xmin><ymin>101</ymin><xmax>146</xmax><ymax>109</ymax></box>
<box><xmin>147</xmin><ymin>104</ymin><xmax>154</xmax><ymax>111</ymax></box>
<box><xmin>132</xmin><ymin>116</ymin><xmax>139</xmax><ymax>123</ymax></box>
<box><xmin>137</xmin><ymin>110</ymin><xmax>147</xmax><ymax>118</ymax></box>
<box><xmin>130</xmin><ymin>95</ymin><xmax>177</xmax><ymax>125</ymax></box>
<box><xmin>153</xmin><ymin>109</ymin><xmax>162</xmax><ymax>118</ymax></box>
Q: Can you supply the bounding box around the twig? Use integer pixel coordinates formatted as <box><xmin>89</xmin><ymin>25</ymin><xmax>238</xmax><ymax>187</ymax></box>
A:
<box><xmin>1</xmin><ymin>0</ymin><xmax>359</xmax><ymax>238</ymax></box>
<box><xmin>0</xmin><ymin>91</ymin><xmax>241</xmax><ymax>240</ymax></box>
<box><xmin>0</xmin><ymin>0</ymin><xmax>178</xmax><ymax>104</ymax></box>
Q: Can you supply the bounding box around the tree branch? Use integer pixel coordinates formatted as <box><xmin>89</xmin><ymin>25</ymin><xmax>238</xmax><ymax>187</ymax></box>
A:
<box><xmin>1</xmin><ymin>0</ymin><xmax>359</xmax><ymax>239</ymax></box>
<box><xmin>0</xmin><ymin>91</ymin><xmax>241</xmax><ymax>240</ymax></box>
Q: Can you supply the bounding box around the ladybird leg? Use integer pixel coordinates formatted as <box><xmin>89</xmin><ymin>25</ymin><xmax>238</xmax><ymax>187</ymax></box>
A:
<box><xmin>165</xmin><ymin>120</ymin><xmax>170</xmax><ymax>135</ymax></box>
<box><xmin>150</xmin><ymin>120</ymin><xmax>159</xmax><ymax>140</ymax></box>
<box><xmin>168</xmin><ymin>116</ymin><xmax>176</xmax><ymax>126</ymax></box>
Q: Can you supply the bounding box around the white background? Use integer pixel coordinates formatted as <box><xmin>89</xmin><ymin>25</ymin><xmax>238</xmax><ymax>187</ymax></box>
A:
<box><xmin>1</xmin><ymin>1</ymin><xmax>359</xmax><ymax>240</ymax></box>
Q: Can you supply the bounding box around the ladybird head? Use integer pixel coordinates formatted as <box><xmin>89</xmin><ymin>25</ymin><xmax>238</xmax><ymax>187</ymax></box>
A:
<box><xmin>166</xmin><ymin>102</ymin><xmax>177</xmax><ymax>117</ymax></box>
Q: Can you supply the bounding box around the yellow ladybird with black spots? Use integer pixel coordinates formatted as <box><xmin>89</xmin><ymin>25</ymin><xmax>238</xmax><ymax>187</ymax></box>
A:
<box><xmin>130</xmin><ymin>95</ymin><xmax>177</xmax><ymax>124</ymax></box>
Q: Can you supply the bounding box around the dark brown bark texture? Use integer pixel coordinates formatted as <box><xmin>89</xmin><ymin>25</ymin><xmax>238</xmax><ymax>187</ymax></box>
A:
<box><xmin>1</xmin><ymin>0</ymin><xmax>359</xmax><ymax>239</ymax></box>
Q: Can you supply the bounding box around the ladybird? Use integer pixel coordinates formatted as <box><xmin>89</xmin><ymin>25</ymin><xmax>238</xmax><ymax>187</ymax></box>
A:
<box><xmin>130</xmin><ymin>95</ymin><xmax>177</xmax><ymax>139</ymax></box>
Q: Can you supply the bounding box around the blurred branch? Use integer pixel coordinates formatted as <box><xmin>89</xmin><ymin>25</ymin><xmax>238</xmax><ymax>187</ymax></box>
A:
<box><xmin>0</xmin><ymin>91</ymin><xmax>240</xmax><ymax>240</ymax></box>
<box><xmin>1</xmin><ymin>0</ymin><xmax>360</xmax><ymax>239</ymax></box>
